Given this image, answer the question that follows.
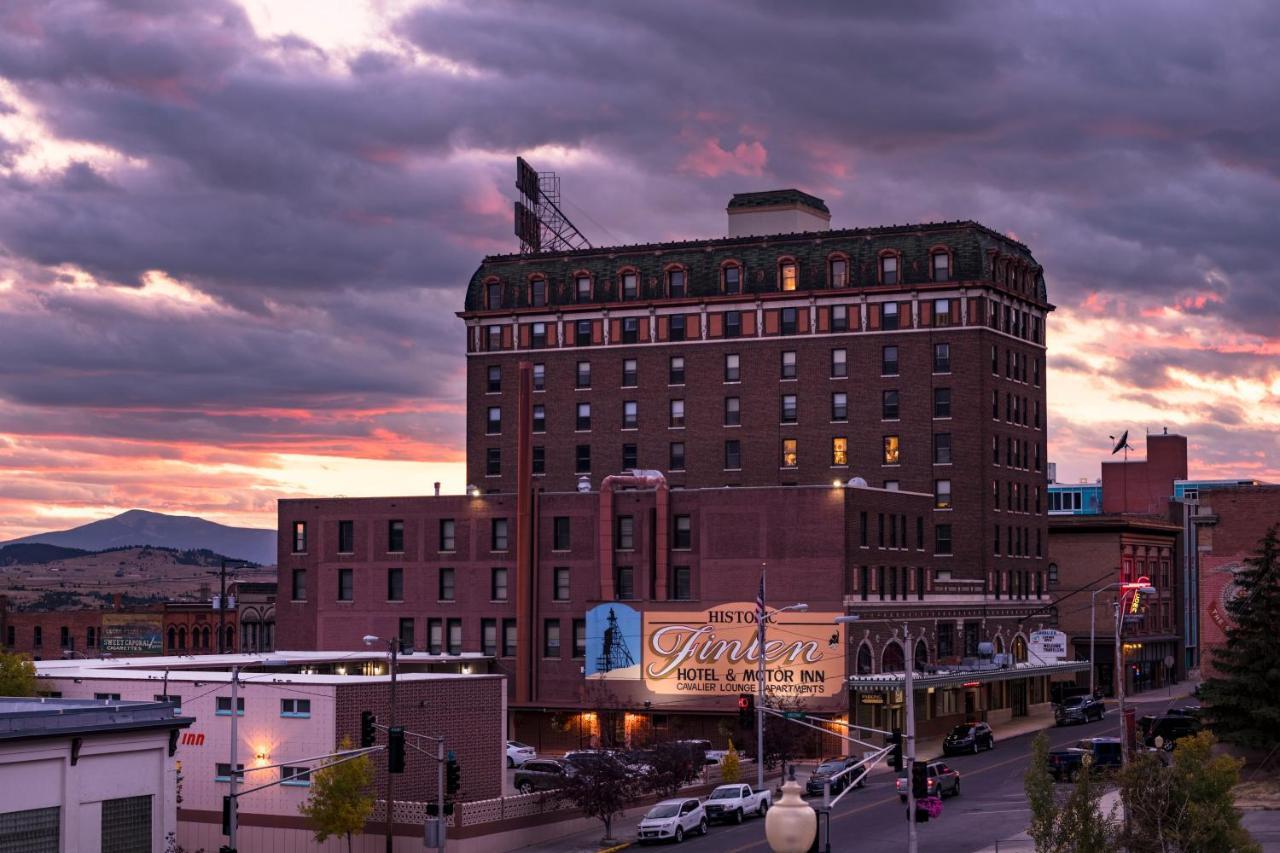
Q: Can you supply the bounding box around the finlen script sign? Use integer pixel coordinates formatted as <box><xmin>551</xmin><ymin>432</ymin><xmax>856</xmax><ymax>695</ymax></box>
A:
<box><xmin>642</xmin><ymin>603</ymin><xmax>842</xmax><ymax>704</ymax></box>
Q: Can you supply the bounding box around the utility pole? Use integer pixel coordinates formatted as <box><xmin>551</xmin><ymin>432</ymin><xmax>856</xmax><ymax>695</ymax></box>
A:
<box><xmin>903</xmin><ymin>622</ymin><xmax>917</xmax><ymax>853</ymax></box>
<box><xmin>756</xmin><ymin>566</ymin><xmax>766</xmax><ymax>791</ymax></box>
<box><xmin>385</xmin><ymin>641</ymin><xmax>398</xmax><ymax>853</ymax></box>
<box><xmin>437</xmin><ymin>739</ymin><xmax>446</xmax><ymax>850</ymax></box>
<box><xmin>1114</xmin><ymin>600</ymin><xmax>1126</xmax><ymax>762</ymax></box>
<box><xmin>227</xmin><ymin>664</ymin><xmax>240</xmax><ymax>850</ymax></box>
<box><xmin>219</xmin><ymin>559</ymin><xmax>229</xmax><ymax>654</ymax></box>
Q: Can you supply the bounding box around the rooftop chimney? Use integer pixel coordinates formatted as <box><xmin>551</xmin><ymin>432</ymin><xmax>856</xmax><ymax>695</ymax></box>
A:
<box><xmin>433</xmin><ymin>481</ymin><xmax>441</xmax><ymax>497</ymax></box>
<box><xmin>727</xmin><ymin>189</ymin><xmax>830</xmax><ymax>237</ymax></box>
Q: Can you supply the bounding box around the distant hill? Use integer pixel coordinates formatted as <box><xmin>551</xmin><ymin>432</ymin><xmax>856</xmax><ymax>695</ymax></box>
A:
<box><xmin>0</xmin><ymin>543</ymin><xmax>89</xmax><ymax>566</ymax></box>
<box><xmin>2</xmin><ymin>510</ymin><xmax>276</xmax><ymax>565</ymax></box>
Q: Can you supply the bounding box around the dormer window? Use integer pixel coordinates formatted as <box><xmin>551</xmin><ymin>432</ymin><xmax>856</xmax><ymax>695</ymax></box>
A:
<box><xmin>780</xmin><ymin>261</ymin><xmax>798</xmax><ymax>292</ymax></box>
<box><xmin>530</xmin><ymin>278</ymin><xmax>547</xmax><ymax>307</ymax></box>
<box><xmin>880</xmin><ymin>255</ymin><xmax>898</xmax><ymax>285</ymax></box>
<box><xmin>723</xmin><ymin>265</ymin><xmax>742</xmax><ymax>295</ymax></box>
<box><xmin>486</xmin><ymin>282</ymin><xmax>502</xmax><ymax>309</ymax></box>
<box><xmin>621</xmin><ymin>272</ymin><xmax>639</xmax><ymax>300</ymax></box>
<box><xmin>932</xmin><ymin>252</ymin><xmax>950</xmax><ymax>282</ymax></box>
<box><xmin>575</xmin><ymin>275</ymin><xmax>592</xmax><ymax>303</ymax></box>
<box><xmin>667</xmin><ymin>269</ymin><xmax>686</xmax><ymax>298</ymax></box>
<box><xmin>829</xmin><ymin>258</ymin><xmax>848</xmax><ymax>288</ymax></box>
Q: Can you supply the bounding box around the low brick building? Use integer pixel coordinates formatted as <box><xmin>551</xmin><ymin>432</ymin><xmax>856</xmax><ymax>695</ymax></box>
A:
<box><xmin>1</xmin><ymin>599</ymin><xmax>239</xmax><ymax>660</ymax></box>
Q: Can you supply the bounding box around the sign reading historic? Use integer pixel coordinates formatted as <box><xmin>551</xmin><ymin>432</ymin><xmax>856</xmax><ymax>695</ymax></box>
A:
<box><xmin>100</xmin><ymin>613</ymin><xmax>164</xmax><ymax>655</ymax></box>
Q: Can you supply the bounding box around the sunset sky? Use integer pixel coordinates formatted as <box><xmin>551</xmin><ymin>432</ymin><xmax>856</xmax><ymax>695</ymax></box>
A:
<box><xmin>1</xmin><ymin>0</ymin><xmax>1277</xmax><ymax>539</ymax></box>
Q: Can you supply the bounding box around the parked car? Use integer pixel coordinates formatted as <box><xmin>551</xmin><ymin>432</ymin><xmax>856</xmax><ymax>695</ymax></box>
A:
<box><xmin>943</xmin><ymin>722</ymin><xmax>995</xmax><ymax>755</ymax></box>
<box><xmin>619</xmin><ymin>749</ymin><xmax>656</xmax><ymax>775</ymax></box>
<box><xmin>1143</xmin><ymin>714</ymin><xmax>1203</xmax><ymax>750</ymax></box>
<box><xmin>896</xmin><ymin>762</ymin><xmax>961</xmax><ymax>801</ymax></box>
<box><xmin>1055</xmin><ymin>695</ymin><xmax>1105</xmax><ymax>725</ymax></box>
<box><xmin>514</xmin><ymin>758</ymin><xmax>568</xmax><ymax>794</ymax></box>
<box><xmin>674</xmin><ymin>739</ymin><xmax>725</xmax><ymax>765</ymax></box>
<box><xmin>1047</xmin><ymin>737</ymin><xmax>1122</xmax><ymax>781</ymax></box>
<box><xmin>562</xmin><ymin>749</ymin><xmax>619</xmax><ymax>774</ymax></box>
<box><xmin>636</xmin><ymin>798</ymin><xmax>708</xmax><ymax>844</ymax></box>
<box><xmin>506</xmin><ymin>740</ymin><xmax>536</xmax><ymax>768</ymax></box>
<box><xmin>703</xmin><ymin>784</ymin><xmax>771</xmax><ymax>824</ymax></box>
<box><xmin>805</xmin><ymin>756</ymin><xmax>865</xmax><ymax>797</ymax></box>
<box><xmin>1167</xmin><ymin>705</ymin><xmax>1203</xmax><ymax>719</ymax></box>
<box><xmin>1051</xmin><ymin>683</ymin><xmax>1092</xmax><ymax>705</ymax></box>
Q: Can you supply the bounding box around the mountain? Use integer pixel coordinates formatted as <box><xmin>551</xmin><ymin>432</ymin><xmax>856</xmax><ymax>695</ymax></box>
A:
<box><xmin>0</xmin><ymin>543</ymin><xmax>89</xmax><ymax>566</ymax></box>
<box><xmin>2</xmin><ymin>510</ymin><xmax>276</xmax><ymax>565</ymax></box>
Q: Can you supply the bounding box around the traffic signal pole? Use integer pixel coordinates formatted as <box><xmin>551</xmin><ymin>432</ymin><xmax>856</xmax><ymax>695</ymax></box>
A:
<box><xmin>386</xmin><ymin>641</ymin><xmax>398</xmax><ymax>853</ymax></box>
<box><xmin>904</xmin><ymin>621</ymin><xmax>917</xmax><ymax>853</ymax></box>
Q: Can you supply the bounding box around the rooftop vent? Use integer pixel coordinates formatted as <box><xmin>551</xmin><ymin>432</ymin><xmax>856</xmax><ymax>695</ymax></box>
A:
<box><xmin>727</xmin><ymin>189</ymin><xmax>830</xmax><ymax>237</ymax></box>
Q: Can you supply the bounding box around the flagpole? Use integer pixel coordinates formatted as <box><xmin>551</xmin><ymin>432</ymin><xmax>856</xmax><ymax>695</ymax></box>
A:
<box><xmin>756</xmin><ymin>564</ymin><xmax>766</xmax><ymax>791</ymax></box>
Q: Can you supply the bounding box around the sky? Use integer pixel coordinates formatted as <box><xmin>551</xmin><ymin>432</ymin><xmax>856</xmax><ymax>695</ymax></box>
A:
<box><xmin>0</xmin><ymin>0</ymin><xmax>1277</xmax><ymax>539</ymax></box>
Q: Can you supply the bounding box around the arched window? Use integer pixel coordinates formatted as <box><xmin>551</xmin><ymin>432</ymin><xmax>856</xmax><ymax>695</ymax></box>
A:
<box><xmin>201</xmin><ymin>626</ymin><xmax>211</xmax><ymax>650</ymax></box>
<box><xmin>994</xmin><ymin>635</ymin><xmax>1005</xmax><ymax>655</ymax></box>
<box><xmin>828</xmin><ymin>254</ymin><xmax>849</xmax><ymax>288</ymax></box>
<box><xmin>857</xmin><ymin>642</ymin><xmax>873</xmax><ymax>675</ymax></box>
<box><xmin>882</xmin><ymin>641</ymin><xmax>905</xmax><ymax>673</ymax></box>
<box><xmin>914</xmin><ymin>639</ymin><xmax>928</xmax><ymax>672</ymax></box>
<box><xmin>1012</xmin><ymin>635</ymin><xmax>1028</xmax><ymax>663</ymax></box>
<box><xmin>167</xmin><ymin>627</ymin><xmax>176</xmax><ymax>651</ymax></box>
<box><xmin>528</xmin><ymin>276</ymin><xmax>547</xmax><ymax>308</ymax></box>
<box><xmin>879</xmin><ymin>252</ymin><xmax>900</xmax><ymax>285</ymax></box>
<box><xmin>931</xmin><ymin>250</ymin><xmax>951</xmax><ymax>282</ymax></box>
<box><xmin>722</xmin><ymin>263</ymin><xmax>742</xmax><ymax>295</ymax></box>
<box><xmin>177</xmin><ymin>626</ymin><xmax>186</xmax><ymax>650</ymax></box>
<box><xmin>620</xmin><ymin>268</ymin><xmax>639</xmax><ymax>301</ymax></box>
<box><xmin>485</xmin><ymin>280</ymin><xmax>503</xmax><ymax>310</ymax></box>
<box><xmin>574</xmin><ymin>273</ymin><xmax>593</xmax><ymax>303</ymax></box>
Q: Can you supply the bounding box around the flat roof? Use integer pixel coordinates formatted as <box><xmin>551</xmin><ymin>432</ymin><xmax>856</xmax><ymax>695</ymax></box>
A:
<box><xmin>846</xmin><ymin>660</ymin><xmax>1090</xmax><ymax>693</ymax></box>
<box><xmin>0</xmin><ymin>698</ymin><xmax>192</xmax><ymax>741</ymax></box>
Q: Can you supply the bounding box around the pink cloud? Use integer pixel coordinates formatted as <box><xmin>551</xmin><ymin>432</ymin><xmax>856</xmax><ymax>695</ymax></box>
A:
<box><xmin>679</xmin><ymin>137</ymin><xmax>768</xmax><ymax>178</ymax></box>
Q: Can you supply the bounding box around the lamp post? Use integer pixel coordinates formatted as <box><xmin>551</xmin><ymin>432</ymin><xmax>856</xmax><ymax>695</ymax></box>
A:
<box><xmin>1088</xmin><ymin>580</ymin><xmax>1156</xmax><ymax>701</ymax></box>
<box><xmin>364</xmin><ymin>635</ymin><xmax>399</xmax><ymax>853</ymax></box>
<box><xmin>218</xmin><ymin>559</ymin><xmax>248</xmax><ymax>654</ymax></box>
<box><xmin>1112</xmin><ymin>584</ymin><xmax>1155</xmax><ymax>763</ymax></box>
<box><xmin>756</xmin><ymin>566</ymin><xmax>808</xmax><ymax>790</ymax></box>
<box><xmin>225</xmin><ymin>657</ymin><xmax>287</xmax><ymax>852</ymax></box>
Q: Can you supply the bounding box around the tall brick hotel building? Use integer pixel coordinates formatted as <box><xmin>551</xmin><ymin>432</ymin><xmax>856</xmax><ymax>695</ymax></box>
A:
<box><xmin>277</xmin><ymin>190</ymin><xmax>1077</xmax><ymax>747</ymax></box>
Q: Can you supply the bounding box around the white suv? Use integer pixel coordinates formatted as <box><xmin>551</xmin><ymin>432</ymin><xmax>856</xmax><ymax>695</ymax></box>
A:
<box><xmin>506</xmin><ymin>740</ymin><xmax>536</xmax><ymax>768</ymax></box>
<box><xmin>637</xmin><ymin>798</ymin><xmax>708</xmax><ymax>844</ymax></box>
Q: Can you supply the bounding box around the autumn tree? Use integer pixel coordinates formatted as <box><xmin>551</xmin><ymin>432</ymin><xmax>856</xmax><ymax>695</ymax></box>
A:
<box><xmin>298</xmin><ymin>737</ymin><xmax>375</xmax><ymax>853</ymax></box>
<box><xmin>555</xmin><ymin>752</ymin><xmax>644</xmax><ymax>844</ymax></box>
<box><xmin>1022</xmin><ymin>731</ymin><xmax>1117</xmax><ymax>853</ymax></box>
<box><xmin>643</xmin><ymin>741</ymin><xmax>701</xmax><ymax>798</ymax></box>
<box><xmin>721</xmin><ymin>739</ymin><xmax>742</xmax><ymax>784</ymax></box>
<box><xmin>0</xmin><ymin>652</ymin><xmax>37</xmax><ymax>697</ymax></box>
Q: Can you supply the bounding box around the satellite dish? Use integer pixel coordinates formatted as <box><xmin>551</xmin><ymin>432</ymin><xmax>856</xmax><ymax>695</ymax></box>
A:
<box><xmin>1110</xmin><ymin>431</ymin><xmax>1131</xmax><ymax>455</ymax></box>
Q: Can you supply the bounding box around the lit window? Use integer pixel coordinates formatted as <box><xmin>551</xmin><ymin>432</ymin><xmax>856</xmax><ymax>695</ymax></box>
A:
<box><xmin>622</xmin><ymin>272</ymin><xmax>638</xmax><ymax>300</ymax></box>
<box><xmin>832</xmin><ymin>437</ymin><xmax>848</xmax><ymax>466</ymax></box>
<box><xmin>781</xmin><ymin>438</ymin><xmax>798</xmax><ymax>468</ymax></box>
<box><xmin>668</xmin><ymin>269</ymin><xmax>686</xmax><ymax>298</ymax></box>
<box><xmin>670</xmin><ymin>399</ymin><xmax>685</xmax><ymax>428</ymax></box>
<box><xmin>933</xmin><ymin>299</ymin><xmax>951</xmax><ymax>327</ymax></box>
<box><xmin>880</xmin><ymin>255</ymin><xmax>898</xmax><ymax>285</ymax></box>
<box><xmin>935</xmin><ymin>480</ymin><xmax>952</xmax><ymax>509</ymax></box>
<box><xmin>723</xmin><ymin>265</ymin><xmax>741</xmax><ymax>295</ymax></box>
<box><xmin>781</xmin><ymin>395</ymin><xmax>797</xmax><ymax>423</ymax></box>
<box><xmin>831</xmin><ymin>349</ymin><xmax>847</xmax><ymax>378</ymax></box>
<box><xmin>780</xmin><ymin>262</ymin><xmax>797</xmax><ymax>291</ymax></box>
<box><xmin>576</xmin><ymin>275</ymin><xmax>592</xmax><ymax>303</ymax></box>
<box><xmin>832</xmin><ymin>392</ymin><xmax>848</xmax><ymax>421</ymax></box>
<box><xmin>530</xmin><ymin>279</ymin><xmax>546</xmax><ymax>307</ymax></box>
<box><xmin>830</xmin><ymin>258</ymin><xmax>848</xmax><ymax>287</ymax></box>
<box><xmin>576</xmin><ymin>402</ymin><xmax>591</xmax><ymax>431</ymax></box>
<box><xmin>883</xmin><ymin>435</ymin><xmax>900</xmax><ymax>465</ymax></box>
<box><xmin>781</xmin><ymin>351</ymin><xmax>797</xmax><ymax>379</ymax></box>
<box><xmin>932</xmin><ymin>252</ymin><xmax>950</xmax><ymax>282</ymax></box>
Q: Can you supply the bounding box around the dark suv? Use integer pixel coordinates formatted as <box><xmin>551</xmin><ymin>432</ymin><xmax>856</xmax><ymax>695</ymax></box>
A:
<box><xmin>1055</xmin><ymin>695</ymin><xmax>1105</xmax><ymax>725</ymax></box>
<box><xmin>514</xmin><ymin>758</ymin><xmax>568</xmax><ymax>794</ymax></box>
<box><xmin>943</xmin><ymin>722</ymin><xmax>995</xmax><ymax>755</ymax></box>
<box><xmin>1142</xmin><ymin>715</ymin><xmax>1203</xmax><ymax>750</ymax></box>
<box><xmin>805</xmin><ymin>757</ymin><xmax>863</xmax><ymax>797</ymax></box>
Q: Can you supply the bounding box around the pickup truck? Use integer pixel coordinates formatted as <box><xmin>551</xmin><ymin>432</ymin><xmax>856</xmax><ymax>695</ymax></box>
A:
<box><xmin>1047</xmin><ymin>737</ymin><xmax>1123</xmax><ymax>781</ymax></box>
<box><xmin>702</xmin><ymin>784</ymin><xmax>771</xmax><ymax>824</ymax></box>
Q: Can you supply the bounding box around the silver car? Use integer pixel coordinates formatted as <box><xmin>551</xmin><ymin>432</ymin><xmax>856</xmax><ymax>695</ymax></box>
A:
<box><xmin>637</xmin><ymin>798</ymin><xmax>708</xmax><ymax>844</ymax></box>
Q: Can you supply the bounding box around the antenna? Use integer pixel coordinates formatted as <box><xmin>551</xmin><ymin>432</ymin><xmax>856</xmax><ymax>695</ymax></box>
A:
<box><xmin>514</xmin><ymin>156</ymin><xmax>592</xmax><ymax>254</ymax></box>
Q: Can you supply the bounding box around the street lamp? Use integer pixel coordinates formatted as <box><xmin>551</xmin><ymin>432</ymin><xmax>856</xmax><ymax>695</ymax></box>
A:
<box><xmin>1113</xmin><ymin>583</ymin><xmax>1155</xmax><ymax>763</ymax></box>
<box><xmin>755</xmin><ymin>567</ymin><xmax>807</xmax><ymax>790</ymax></box>
<box><xmin>225</xmin><ymin>656</ymin><xmax>287</xmax><ymax>852</ymax></box>
<box><xmin>1089</xmin><ymin>581</ymin><xmax>1157</xmax><ymax>698</ymax></box>
<box><xmin>364</xmin><ymin>635</ymin><xmax>400</xmax><ymax>853</ymax></box>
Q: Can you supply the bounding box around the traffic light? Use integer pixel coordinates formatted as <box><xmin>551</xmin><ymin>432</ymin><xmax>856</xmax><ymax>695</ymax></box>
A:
<box><xmin>887</xmin><ymin>729</ymin><xmax>902</xmax><ymax>771</ymax></box>
<box><xmin>388</xmin><ymin>726</ymin><xmax>405</xmax><ymax>774</ymax></box>
<box><xmin>221</xmin><ymin>795</ymin><xmax>232</xmax><ymax>836</ymax></box>
<box><xmin>360</xmin><ymin>711</ymin><xmax>377</xmax><ymax>748</ymax></box>
<box><xmin>911</xmin><ymin>761</ymin><xmax>929</xmax><ymax>799</ymax></box>
<box><xmin>737</xmin><ymin>694</ymin><xmax>754</xmax><ymax>728</ymax></box>
<box><xmin>445</xmin><ymin>752</ymin><xmax>461</xmax><ymax>797</ymax></box>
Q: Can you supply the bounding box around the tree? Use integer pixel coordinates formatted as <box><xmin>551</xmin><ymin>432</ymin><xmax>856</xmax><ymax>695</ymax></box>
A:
<box><xmin>1022</xmin><ymin>731</ymin><xmax>1116</xmax><ymax>853</ymax></box>
<box><xmin>554</xmin><ymin>753</ymin><xmax>644</xmax><ymax>843</ymax></box>
<box><xmin>1202</xmin><ymin>526</ymin><xmax>1280</xmax><ymax>752</ymax></box>
<box><xmin>1024</xmin><ymin>733</ymin><xmax>1060</xmax><ymax>853</ymax></box>
<box><xmin>0</xmin><ymin>652</ymin><xmax>37</xmax><ymax>696</ymax></box>
<box><xmin>721</xmin><ymin>739</ymin><xmax>742</xmax><ymax>784</ymax></box>
<box><xmin>1118</xmin><ymin>731</ymin><xmax>1258</xmax><ymax>853</ymax></box>
<box><xmin>643</xmin><ymin>741</ymin><xmax>701</xmax><ymax>798</ymax></box>
<box><xmin>298</xmin><ymin>737</ymin><xmax>375</xmax><ymax>853</ymax></box>
<box><xmin>762</xmin><ymin>697</ymin><xmax>816</xmax><ymax>771</ymax></box>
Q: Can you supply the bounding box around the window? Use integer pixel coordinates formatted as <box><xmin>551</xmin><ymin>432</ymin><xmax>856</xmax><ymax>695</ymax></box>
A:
<box><xmin>338</xmin><ymin>520</ymin><xmax>354</xmax><ymax>553</ymax></box>
<box><xmin>725</xmin><ymin>440</ymin><xmax>742</xmax><ymax>470</ymax></box>
<box><xmin>992</xmin><ymin>345</ymin><xmax>999</xmax><ymax>374</ymax></box>
<box><xmin>615</xmin><ymin>566</ymin><xmax>635</xmax><ymax>600</ymax></box>
<box><xmin>780</xmin><ymin>307</ymin><xmax>798</xmax><ymax>335</ymax></box>
<box><xmin>532</xmin><ymin>363</ymin><xmax>545</xmax><ymax>390</ymax></box>
<box><xmin>621</xmin><ymin>271</ymin><xmax>638</xmax><ymax>300</ymax></box>
<box><xmin>502</xmin><ymin>619</ymin><xmax>516</xmax><ymax>656</ymax></box>
<box><xmin>933</xmin><ymin>299</ymin><xmax>951</xmax><ymax>327</ymax></box>
<box><xmin>387</xmin><ymin>567</ymin><xmax>404</xmax><ymax>601</ymax></box>
<box><xmin>486</xmin><ymin>282</ymin><xmax>502</xmax><ymax>309</ymax></box>
<box><xmin>622</xmin><ymin>443</ymin><xmax>637</xmax><ymax>469</ymax></box>
<box><xmin>492</xmin><ymin>518</ymin><xmax>509</xmax><ymax>551</ymax></box>
<box><xmin>781</xmin><ymin>438</ymin><xmax>798</xmax><ymax>468</ymax></box>
<box><xmin>388</xmin><ymin>520</ymin><xmax>404</xmax><ymax>553</ymax></box>
<box><xmin>338</xmin><ymin>568</ymin><xmax>353</xmax><ymax>601</ymax></box>
<box><xmin>576</xmin><ymin>402</ymin><xmax>591</xmax><ymax>430</ymax></box>
<box><xmin>880</xmin><ymin>255</ymin><xmax>898</xmax><ymax>284</ymax></box>
<box><xmin>933</xmin><ymin>388</ymin><xmax>951</xmax><ymax>418</ymax></box>
<box><xmin>830</xmin><ymin>257</ymin><xmax>848</xmax><ymax>287</ymax></box>
<box><xmin>551</xmin><ymin>516</ymin><xmax>571</xmax><ymax>551</ymax></box>
<box><xmin>488</xmin><ymin>568</ymin><xmax>510</xmax><ymax>602</ymax></box>
<box><xmin>661</xmin><ymin>399</ymin><xmax>682</xmax><ymax>430</ymax></box>
<box><xmin>992</xmin><ymin>390</ymin><xmax>1000</xmax><ymax>420</ymax></box>
<box><xmin>672</xmin><ymin>567</ymin><xmax>692</xmax><ymax>600</ymax></box>
<box><xmin>618</xmin><ymin>359</ymin><xmax>637</xmax><ymax>388</ymax></box>
<box><xmin>621</xmin><ymin>318</ymin><xmax>639</xmax><ymax>344</ymax></box>
<box><xmin>438</xmin><ymin>568</ymin><xmax>455</xmax><ymax>601</ymax></box>
<box><xmin>622</xmin><ymin>400</ymin><xmax>638</xmax><ymax>429</ymax></box>
<box><xmin>1033</xmin><ymin>357</ymin><xmax>1041</xmax><ymax>387</ymax></box>
<box><xmin>281</xmin><ymin>766</ymin><xmax>311</xmax><ymax>787</ymax></box>
<box><xmin>932</xmin><ymin>251</ymin><xmax>950</xmax><ymax>281</ymax></box>
<box><xmin>1048</xmin><ymin>563</ymin><xmax>1058</xmax><ymax>586</ymax></box>
<box><xmin>882</xmin><ymin>390</ymin><xmax>899</xmax><ymax>420</ymax></box>
<box><xmin>427</xmin><ymin>619</ymin><xmax>442</xmax><ymax>654</ymax></box>
<box><xmin>154</xmin><ymin>694</ymin><xmax>181</xmax><ymax>713</ymax></box>
<box><xmin>781</xmin><ymin>394</ymin><xmax>797</xmax><ymax>423</ymax></box>
<box><xmin>832</xmin><ymin>437</ymin><xmax>848</xmax><ymax>466</ymax></box>
<box><xmin>281</xmin><ymin>698</ymin><xmax>311</xmax><ymax>718</ymax></box>
<box><xmin>576</xmin><ymin>320</ymin><xmax>592</xmax><ymax>347</ymax></box>
<box><xmin>780</xmin><ymin>261</ymin><xmax>797</xmax><ymax>291</ymax></box>
<box><xmin>673</xmin><ymin>515</ymin><xmax>692</xmax><ymax>549</ymax></box>
<box><xmin>447</xmin><ymin>619</ymin><xmax>462</xmax><ymax>655</ymax></box>
<box><xmin>486</xmin><ymin>325</ymin><xmax>502</xmax><ymax>351</ymax></box>
<box><xmin>486</xmin><ymin>447</ymin><xmax>501</xmax><ymax>476</ymax></box>
<box><xmin>576</xmin><ymin>275</ymin><xmax>592</xmax><ymax>303</ymax></box>
<box><xmin>781</xmin><ymin>350</ymin><xmax>797</xmax><ymax>379</ymax></box>
<box><xmin>617</xmin><ymin>516</ymin><xmax>635</xmax><ymax>550</ymax></box>
<box><xmin>668</xmin><ymin>269</ymin><xmax>686</xmax><ymax>297</ymax></box>
<box><xmin>216</xmin><ymin>763</ymin><xmax>246</xmax><ymax>782</ymax></box>
<box><xmin>723</xmin><ymin>264</ymin><xmax>741</xmax><ymax>294</ymax></box>
<box><xmin>291</xmin><ymin>569</ymin><xmax>306</xmax><ymax>601</ymax></box>
<box><xmin>481</xmin><ymin>619</ymin><xmax>497</xmax><ymax>656</ymax></box>
<box><xmin>832</xmin><ymin>392</ymin><xmax>848</xmax><ymax>421</ymax></box>
<box><xmin>882</xmin><ymin>301</ymin><xmax>900</xmax><ymax>330</ymax></box>
<box><xmin>554</xmin><ymin>568</ymin><xmax>570</xmax><ymax>601</ymax></box>
<box><xmin>292</xmin><ymin>521</ymin><xmax>307</xmax><ymax>553</ymax></box>
<box><xmin>576</xmin><ymin>360</ymin><xmax>591</xmax><ymax>388</ymax></box>
<box><xmin>669</xmin><ymin>314</ymin><xmax>686</xmax><ymax>342</ymax></box>
<box><xmin>669</xmin><ymin>356</ymin><xmax>685</xmax><ymax>384</ymax></box>
<box><xmin>831</xmin><ymin>304</ymin><xmax>848</xmax><ymax>332</ymax></box>
<box><xmin>933</xmin><ymin>343</ymin><xmax>951</xmax><ymax>373</ymax></box>
<box><xmin>216</xmin><ymin>697</ymin><xmax>245</xmax><ymax>716</ymax></box>
<box><xmin>883</xmin><ymin>435</ymin><xmax>900</xmax><ymax>464</ymax></box>
<box><xmin>669</xmin><ymin>441</ymin><xmax>686</xmax><ymax>471</ymax></box>
<box><xmin>532</xmin><ymin>446</ymin><xmax>545</xmax><ymax>474</ymax></box>
<box><xmin>831</xmin><ymin>348</ymin><xmax>847</xmax><ymax>378</ymax></box>
<box><xmin>95</xmin><ymin>691</ymin><xmax>122</xmax><ymax>701</ymax></box>
<box><xmin>576</xmin><ymin>444</ymin><xmax>591</xmax><ymax>473</ymax></box>
<box><xmin>882</xmin><ymin>346</ymin><xmax>899</xmax><ymax>375</ymax></box>
<box><xmin>935</xmin><ymin>479</ymin><xmax>952</xmax><ymax>509</ymax></box>
<box><xmin>60</xmin><ymin>626</ymin><xmax>70</xmax><ymax>649</ymax></box>
<box><xmin>937</xmin><ymin>623</ymin><xmax>954</xmax><ymax>658</ymax></box>
<box><xmin>530</xmin><ymin>404</ymin><xmax>545</xmax><ymax>433</ymax></box>
<box><xmin>530</xmin><ymin>322</ymin><xmax>547</xmax><ymax>348</ymax></box>
<box><xmin>934</xmin><ymin>433</ymin><xmax>952</xmax><ymax>465</ymax></box>
<box><xmin>439</xmin><ymin>519</ymin><xmax>455</xmax><ymax>551</ymax></box>
<box><xmin>725</xmin><ymin>310</ymin><xmax>741</xmax><ymax>338</ymax></box>
<box><xmin>724</xmin><ymin>354</ymin><xmax>740</xmax><ymax>382</ymax></box>
<box><xmin>724</xmin><ymin>397</ymin><xmax>741</xmax><ymax>426</ymax></box>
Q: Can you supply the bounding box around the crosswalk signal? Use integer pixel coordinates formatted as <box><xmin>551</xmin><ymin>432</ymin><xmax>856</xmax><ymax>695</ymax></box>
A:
<box><xmin>888</xmin><ymin>729</ymin><xmax>903</xmax><ymax>771</ymax></box>
<box><xmin>388</xmin><ymin>726</ymin><xmax>405</xmax><ymax>774</ymax></box>
<box><xmin>360</xmin><ymin>711</ymin><xmax>377</xmax><ymax>748</ymax></box>
<box><xmin>445</xmin><ymin>753</ymin><xmax>461</xmax><ymax>797</ymax></box>
<box><xmin>737</xmin><ymin>694</ymin><xmax>754</xmax><ymax>728</ymax></box>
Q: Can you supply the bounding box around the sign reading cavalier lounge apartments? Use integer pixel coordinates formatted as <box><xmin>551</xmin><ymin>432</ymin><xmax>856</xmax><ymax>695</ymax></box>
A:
<box><xmin>584</xmin><ymin>601</ymin><xmax>842</xmax><ymax>705</ymax></box>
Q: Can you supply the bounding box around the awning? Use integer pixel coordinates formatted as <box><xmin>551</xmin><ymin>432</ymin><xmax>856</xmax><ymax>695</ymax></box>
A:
<box><xmin>846</xmin><ymin>660</ymin><xmax>1090</xmax><ymax>693</ymax></box>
